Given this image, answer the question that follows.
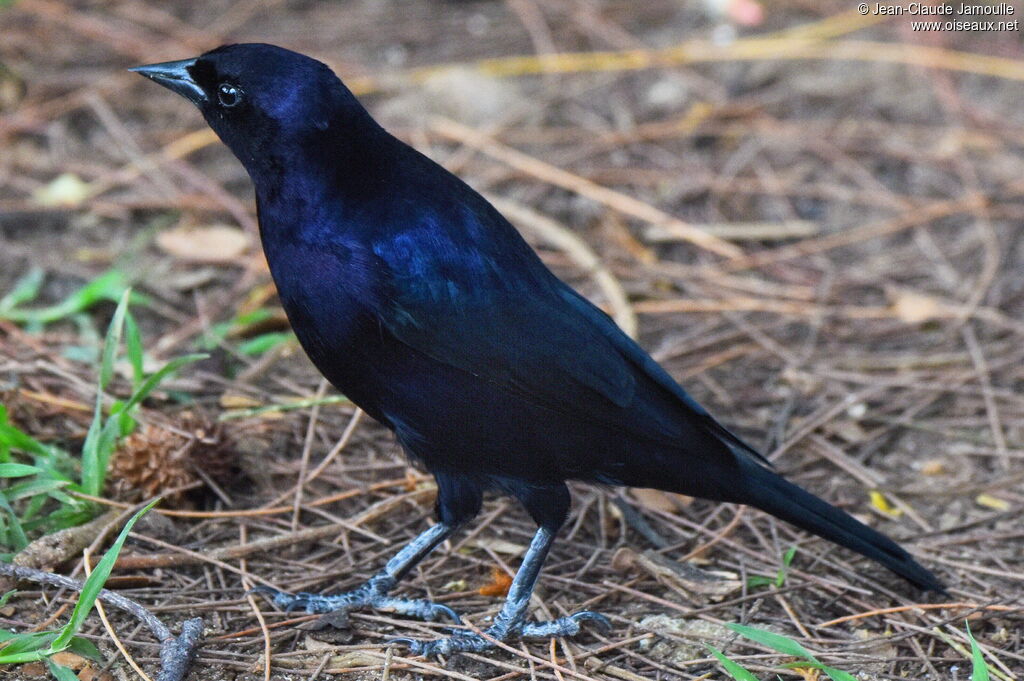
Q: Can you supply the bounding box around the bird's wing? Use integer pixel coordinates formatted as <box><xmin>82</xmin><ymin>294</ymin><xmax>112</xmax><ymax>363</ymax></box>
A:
<box><xmin>556</xmin><ymin>286</ymin><xmax>772</xmax><ymax>466</ymax></box>
<box><xmin>362</xmin><ymin>206</ymin><xmax>767</xmax><ymax>460</ymax></box>
<box><xmin>371</xmin><ymin>221</ymin><xmax>638</xmax><ymax>413</ymax></box>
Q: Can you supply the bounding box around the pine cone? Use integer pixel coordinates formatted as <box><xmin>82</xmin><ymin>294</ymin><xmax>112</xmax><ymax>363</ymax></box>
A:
<box><xmin>109</xmin><ymin>412</ymin><xmax>237</xmax><ymax>504</ymax></box>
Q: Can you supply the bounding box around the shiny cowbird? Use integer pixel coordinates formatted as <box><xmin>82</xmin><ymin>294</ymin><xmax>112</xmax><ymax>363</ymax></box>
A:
<box><xmin>131</xmin><ymin>44</ymin><xmax>943</xmax><ymax>656</ymax></box>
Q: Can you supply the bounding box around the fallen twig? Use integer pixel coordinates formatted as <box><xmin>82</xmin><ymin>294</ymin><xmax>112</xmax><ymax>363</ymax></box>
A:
<box><xmin>114</xmin><ymin>486</ymin><xmax>436</xmax><ymax>569</ymax></box>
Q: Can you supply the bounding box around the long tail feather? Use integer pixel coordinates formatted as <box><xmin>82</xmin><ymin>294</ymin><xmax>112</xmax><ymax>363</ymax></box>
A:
<box><xmin>738</xmin><ymin>458</ymin><xmax>944</xmax><ymax>592</ymax></box>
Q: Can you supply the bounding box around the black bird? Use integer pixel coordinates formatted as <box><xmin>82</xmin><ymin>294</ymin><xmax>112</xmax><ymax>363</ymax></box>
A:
<box><xmin>131</xmin><ymin>44</ymin><xmax>943</xmax><ymax>656</ymax></box>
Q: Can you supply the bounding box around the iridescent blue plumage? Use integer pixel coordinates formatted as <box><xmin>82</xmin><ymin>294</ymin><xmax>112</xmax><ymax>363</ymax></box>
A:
<box><xmin>132</xmin><ymin>43</ymin><xmax>944</xmax><ymax>657</ymax></box>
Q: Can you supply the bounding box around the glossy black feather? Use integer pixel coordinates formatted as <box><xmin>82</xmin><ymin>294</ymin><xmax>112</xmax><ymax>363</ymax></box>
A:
<box><xmin>148</xmin><ymin>43</ymin><xmax>943</xmax><ymax>592</ymax></box>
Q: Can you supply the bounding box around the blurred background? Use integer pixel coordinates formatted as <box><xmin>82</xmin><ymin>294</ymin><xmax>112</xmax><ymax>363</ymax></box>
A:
<box><xmin>1</xmin><ymin>1</ymin><xmax>1023</xmax><ymax>680</ymax></box>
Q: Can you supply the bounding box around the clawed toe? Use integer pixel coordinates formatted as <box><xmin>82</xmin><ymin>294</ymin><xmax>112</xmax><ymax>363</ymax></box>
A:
<box><xmin>421</xmin><ymin>602</ymin><xmax>462</xmax><ymax>622</ymax></box>
<box><xmin>388</xmin><ymin>637</ymin><xmax>441</xmax><ymax>657</ymax></box>
<box><xmin>245</xmin><ymin>528</ymin><xmax>608</xmax><ymax>658</ymax></box>
<box><xmin>247</xmin><ymin>584</ymin><xmax>289</xmax><ymax>603</ymax></box>
<box><xmin>391</xmin><ymin>610</ymin><xmax>611</xmax><ymax>658</ymax></box>
<box><xmin>249</xmin><ymin>583</ymin><xmax>464</xmax><ymax>628</ymax></box>
<box><xmin>387</xmin><ymin>637</ymin><xmax>418</xmax><ymax>645</ymax></box>
<box><xmin>390</xmin><ymin>632</ymin><xmax>490</xmax><ymax>657</ymax></box>
<box><xmin>519</xmin><ymin>610</ymin><xmax>612</xmax><ymax>639</ymax></box>
<box><xmin>248</xmin><ymin>586</ymin><xmax>322</xmax><ymax>612</ymax></box>
<box><xmin>570</xmin><ymin>611</ymin><xmax>611</xmax><ymax>633</ymax></box>
<box><xmin>425</xmin><ymin>602</ymin><xmax>463</xmax><ymax>624</ymax></box>
<box><xmin>378</xmin><ymin>596</ymin><xmax>463</xmax><ymax>624</ymax></box>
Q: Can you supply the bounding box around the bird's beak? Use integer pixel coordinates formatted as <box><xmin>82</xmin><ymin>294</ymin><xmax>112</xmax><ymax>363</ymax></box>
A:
<box><xmin>129</xmin><ymin>58</ymin><xmax>206</xmax><ymax>105</ymax></box>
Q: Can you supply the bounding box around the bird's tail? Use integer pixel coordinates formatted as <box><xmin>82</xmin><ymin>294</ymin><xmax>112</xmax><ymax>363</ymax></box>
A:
<box><xmin>735</xmin><ymin>456</ymin><xmax>945</xmax><ymax>592</ymax></box>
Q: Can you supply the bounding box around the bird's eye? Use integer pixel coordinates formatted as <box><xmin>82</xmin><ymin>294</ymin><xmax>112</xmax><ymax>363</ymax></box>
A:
<box><xmin>217</xmin><ymin>83</ymin><xmax>243</xmax><ymax>108</ymax></box>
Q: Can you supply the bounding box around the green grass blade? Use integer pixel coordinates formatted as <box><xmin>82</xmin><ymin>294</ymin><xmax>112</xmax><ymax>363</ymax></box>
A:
<box><xmin>966</xmin><ymin>622</ymin><xmax>990</xmax><ymax>681</ymax></box>
<box><xmin>96</xmin><ymin>416</ymin><xmax>122</xmax><ymax>475</ymax></box>
<box><xmin>821</xmin><ymin>665</ymin><xmax>858</xmax><ymax>681</ymax></box>
<box><xmin>0</xmin><ymin>494</ymin><xmax>28</xmax><ymax>550</ymax></box>
<box><xmin>746</xmin><ymin>575</ymin><xmax>773</xmax><ymax>589</ymax></box>
<box><xmin>80</xmin><ymin>417</ymin><xmax>121</xmax><ymax>499</ymax></box>
<box><xmin>47</xmin><ymin>500</ymin><xmax>158</xmax><ymax>653</ymax></box>
<box><xmin>22</xmin><ymin>493</ymin><xmax>49</xmax><ymax>524</ymax></box>
<box><xmin>237</xmin><ymin>331</ymin><xmax>294</xmax><ymax>356</ymax></box>
<box><xmin>78</xmin><ymin>403</ymin><xmax>104</xmax><ymax>496</ymax></box>
<box><xmin>122</xmin><ymin>354</ymin><xmax>207</xmax><ymax>412</ymax></box>
<box><xmin>0</xmin><ymin>463</ymin><xmax>42</xmax><ymax>477</ymax></box>
<box><xmin>124</xmin><ymin>312</ymin><xmax>145</xmax><ymax>390</ymax></box>
<box><xmin>776</xmin><ymin>546</ymin><xmax>797</xmax><ymax>587</ymax></box>
<box><xmin>706</xmin><ymin>644</ymin><xmax>760</xmax><ymax>681</ymax></box>
<box><xmin>80</xmin><ymin>293</ymin><xmax>133</xmax><ymax>496</ymax></box>
<box><xmin>0</xmin><ymin>270</ymin><xmax>128</xmax><ymax>325</ymax></box>
<box><xmin>0</xmin><ymin>267</ymin><xmax>45</xmax><ymax>313</ymax></box>
<box><xmin>65</xmin><ymin>636</ymin><xmax>102</xmax><ymax>661</ymax></box>
<box><xmin>4</xmin><ymin>478</ymin><xmax>68</xmax><ymax>502</ymax></box>
<box><xmin>0</xmin><ymin>405</ymin><xmax>8</xmax><ymax>464</ymax></box>
<box><xmin>46</xmin><ymin>659</ymin><xmax>79</xmax><ymax>681</ymax></box>
<box><xmin>728</xmin><ymin>624</ymin><xmax>820</xmax><ymax>664</ymax></box>
<box><xmin>0</xmin><ymin>422</ymin><xmax>53</xmax><ymax>458</ymax></box>
<box><xmin>99</xmin><ymin>289</ymin><xmax>131</xmax><ymax>391</ymax></box>
<box><xmin>0</xmin><ymin>631</ymin><xmax>55</xmax><ymax>663</ymax></box>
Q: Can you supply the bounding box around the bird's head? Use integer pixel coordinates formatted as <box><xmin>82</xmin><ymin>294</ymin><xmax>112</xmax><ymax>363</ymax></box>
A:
<box><xmin>131</xmin><ymin>43</ymin><xmax>367</xmax><ymax>179</ymax></box>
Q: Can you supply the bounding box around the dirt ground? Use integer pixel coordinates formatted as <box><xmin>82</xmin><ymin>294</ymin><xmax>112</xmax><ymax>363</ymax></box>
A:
<box><xmin>1</xmin><ymin>0</ymin><xmax>1023</xmax><ymax>679</ymax></box>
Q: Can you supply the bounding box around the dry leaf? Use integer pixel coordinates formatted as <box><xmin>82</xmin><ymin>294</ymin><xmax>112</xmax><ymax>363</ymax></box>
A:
<box><xmin>328</xmin><ymin>652</ymin><xmax>384</xmax><ymax>669</ymax></box>
<box><xmin>921</xmin><ymin>459</ymin><xmax>947</xmax><ymax>476</ymax></box>
<box><xmin>637</xmin><ymin>615</ymin><xmax>733</xmax><ymax>664</ymax></box>
<box><xmin>829</xmin><ymin>420</ymin><xmax>869</xmax><ymax>443</ymax></box>
<box><xmin>157</xmin><ymin>224</ymin><xmax>250</xmax><ymax>263</ymax></box>
<box><xmin>219</xmin><ymin>393</ymin><xmax>263</xmax><ymax>409</ymax></box>
<box><xmin>478</xmin><ymin>565</ymin><xmax>513</xmax><ymax>597</ymax></box>
<box><xmin>467</xmin><ymin>538</ymin><xmax>527</xmax><ymax>555</ymax></box>
<box><xmin>50</xmin><ymin>652</ymin><xmax>89</xmax><ymax>670</ymax></box>
<box><xmin>33</xmin><ymin>173</ymin><xmax>91</xmax><ymax>207</ymax></box>
<box><xmin>976</xmin><ymin>493</ymin><xmax>1010</xmax><ymax>511</ymax></box>
<box><xmin>403</xmin><ymin>468</ymin><xmax>420</xmax><ymax>492</ymax></box>
<box><xmin>76</xmin><ymin>667</ymin><xmax>115</xmax><ymax>681</ymax></box>
<box><xmin>303</xmin><ymin>636</ymin><xmax>336</xmax><ymax>652</ymax></box>
<box><xmin>891</xmin><ymin>289</ymin><xmax>942</xmax><ymax>323</ymax></box>
<box><xmin>629</xmin><ymin>488</ymin><xmax>692</xmax><ymax>512</ymax></box>
<box><xmin>869</xmin><ymin>490</ymin><xmax>903</xmax><ymax>517</ymax></box>
<box><xmin>611</xmin><ymin>548</ymin><xmax>741</xmax><ymax>599</ymax></box>
<box><xmin>793</xmin><ymin>667</ymin><xmax>821</xmax><ymax>681</ymax></box>
<box><xmin>853</xmin><ymin>627</ymin><xmax>898</xmax><ymax>659</ymax></box>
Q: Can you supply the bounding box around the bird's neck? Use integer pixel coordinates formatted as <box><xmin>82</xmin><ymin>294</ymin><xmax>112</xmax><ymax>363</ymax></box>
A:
<box><xmin>251</xmin><ymin>120</ymin><xmax>399</xmax><ymax>246</ymax></box>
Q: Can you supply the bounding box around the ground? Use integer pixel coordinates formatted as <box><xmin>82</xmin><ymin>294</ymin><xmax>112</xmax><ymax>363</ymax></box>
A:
<box><xmin>1</xmin><ymin>0</ymin><xmax>1022</xmax><ymax>679</ymax></box>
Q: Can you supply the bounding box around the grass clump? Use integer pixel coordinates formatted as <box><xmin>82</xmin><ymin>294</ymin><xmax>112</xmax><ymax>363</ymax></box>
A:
<box><xmin>0</xmin><ymin>288</ymin><xmax>204</xmax><ymax>555</ymax></box>
<box><xmin>0</xmin><ymin>502</ymin><xmax>157</xmax><ymax>677</ymax></box>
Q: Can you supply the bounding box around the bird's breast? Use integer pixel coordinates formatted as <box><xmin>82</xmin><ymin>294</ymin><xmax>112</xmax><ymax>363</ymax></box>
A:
<box><xmin>261</xmin><ymin>237</ymin><xmax>396</xmax><ymax>413</ymax></box>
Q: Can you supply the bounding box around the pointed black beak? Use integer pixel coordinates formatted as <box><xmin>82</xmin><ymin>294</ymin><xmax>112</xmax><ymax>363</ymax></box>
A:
<box><xmin>129</xmin><ymin>58</ymin><xmax>206</xmax><ymax>105</ymax></box>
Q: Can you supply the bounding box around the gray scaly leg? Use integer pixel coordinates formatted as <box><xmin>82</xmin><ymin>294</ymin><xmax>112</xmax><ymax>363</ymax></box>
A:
<box><xmin>252</xmin><ymin>522</ymin><xmax>461</xmax><ymax>626</ymax></box>
<box><xmin>391</xmin><ymin>526</ymin><xmax>609</xmax><ymax>656</ymax></box>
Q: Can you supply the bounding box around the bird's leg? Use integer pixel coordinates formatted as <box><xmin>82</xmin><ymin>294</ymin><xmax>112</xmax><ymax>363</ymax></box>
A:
<box><xmin>251</xmin><ymin>522</ymin><xmax>461</xmax><ymax>626</ymax></box>
<box><xmin>392</xmin><ymin>526</ymin><xmax>609</xmax><ymax>657</ymax></box>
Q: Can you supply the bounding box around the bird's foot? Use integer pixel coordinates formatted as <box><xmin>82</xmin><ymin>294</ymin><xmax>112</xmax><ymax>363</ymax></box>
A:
<box><xmin>390</xmin><ymin>611</ymin><xmax>610</xmax><ymax>657</ymax></box>
<box><xmin>250</xmin><ymin>575</ymin><xmax>462</xmax><ymax>628</ymax></box>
